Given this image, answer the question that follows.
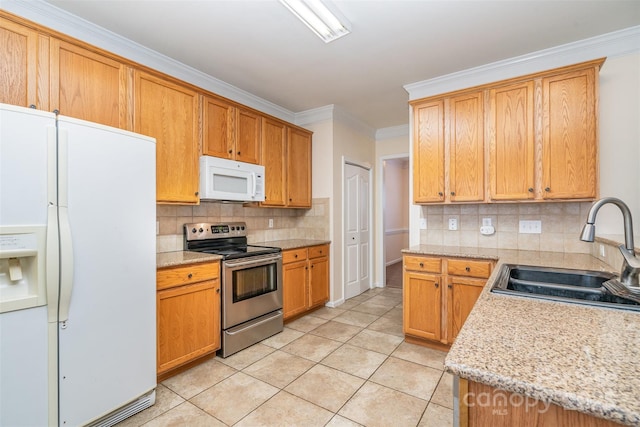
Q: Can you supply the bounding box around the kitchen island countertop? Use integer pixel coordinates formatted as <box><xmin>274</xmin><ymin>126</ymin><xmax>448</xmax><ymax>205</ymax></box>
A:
<box><xmin>403</xmin><ymin>245</ymin><xmax>639</xmax><ymax>426</ymax></box>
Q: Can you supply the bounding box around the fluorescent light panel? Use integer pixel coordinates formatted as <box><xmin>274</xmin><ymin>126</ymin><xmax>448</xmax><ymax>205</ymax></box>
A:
<box><xmin>280</xmin><ymin>0</ymin><xmax>351</xmax><ymax>43</ymax></box>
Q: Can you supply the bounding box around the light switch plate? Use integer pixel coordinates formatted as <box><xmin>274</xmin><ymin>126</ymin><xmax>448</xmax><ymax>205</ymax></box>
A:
<box><xmin>268</xmin><ymin>218</ymin><xmax>274</xmax><ymax>228</ymax></box>
<box><xmin>519</xmin><ymin>220</ymin><xmax>542</xmax><ymax>234</ymax></box>
<box><xmin>419</xmin><ymin>218</ymin><xmax>427</xmax><ymax>229</ymax></box>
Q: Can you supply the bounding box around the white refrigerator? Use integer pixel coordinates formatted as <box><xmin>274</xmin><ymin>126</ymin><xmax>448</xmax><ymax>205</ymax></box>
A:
<box><xmin>0</xmin><ymin>103</ymin><xmax>157</xmax><ymax>426</ymax></box>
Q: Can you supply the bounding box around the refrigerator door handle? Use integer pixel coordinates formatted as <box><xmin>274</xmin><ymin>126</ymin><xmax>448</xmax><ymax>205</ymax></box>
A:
<box><xmin>57</xmin><ymin>128</ymin><xmax>74</xmax><ymax>323</ymax></box>
<box><xmin>46</xmin><ymin>126</ymin><xmax>60</xmax><ymax>323</ymax></box>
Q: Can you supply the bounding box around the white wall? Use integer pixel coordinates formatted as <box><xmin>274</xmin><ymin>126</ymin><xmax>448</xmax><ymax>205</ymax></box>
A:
<box><xmin>596</xmin><ymin>52</ymin><xmax>640</xmax><ymax>239</ymax></box>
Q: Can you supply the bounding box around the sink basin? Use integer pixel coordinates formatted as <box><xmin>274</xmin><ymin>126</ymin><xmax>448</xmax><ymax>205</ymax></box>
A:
<box><xmin>490</xmin><ymin>264</ymin><xmax>640</xmax><ymax>311</ymax></box>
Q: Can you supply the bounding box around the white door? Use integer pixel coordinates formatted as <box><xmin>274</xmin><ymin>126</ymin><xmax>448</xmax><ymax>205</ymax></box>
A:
<box><xmin>344</xmin><ymin>163</ymin><xmax>370</xmax><ymax>299</ymax></box>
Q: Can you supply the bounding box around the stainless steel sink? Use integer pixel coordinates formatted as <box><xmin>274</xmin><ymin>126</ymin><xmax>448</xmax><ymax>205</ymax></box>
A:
<box><xmin>490</xmin><ymin>264</ymin><xmax>640</xmax><ymax>311</ymax></box>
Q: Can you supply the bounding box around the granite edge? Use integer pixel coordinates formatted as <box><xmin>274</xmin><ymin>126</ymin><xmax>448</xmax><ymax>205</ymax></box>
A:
<box><xmin>254</xmin><ymin>239</ymin><xmax>331</xmax><ymax>250</ymax></box>
<box><xmin>156</xmin><ymin>251</ymin><xmax>222</xmax><ymax>268</ymax></box>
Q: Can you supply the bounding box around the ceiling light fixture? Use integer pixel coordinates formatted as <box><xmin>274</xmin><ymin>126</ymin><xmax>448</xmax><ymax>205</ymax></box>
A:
<box><xmin>279</xmin><ymin>0</ymin><xmax>351</xmax><ymax>43</ymax></box>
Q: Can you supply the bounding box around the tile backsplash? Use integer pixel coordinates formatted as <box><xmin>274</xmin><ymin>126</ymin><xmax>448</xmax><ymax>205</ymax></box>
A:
<box><xmin>419</xmin><ymin>202</ymin><xmax>594</xmax><ymax>253</ymax></box>
<box><xmin>156</xmin><ymin>198</ymin><xmax>330</xmax><ymax>253</ymax></box>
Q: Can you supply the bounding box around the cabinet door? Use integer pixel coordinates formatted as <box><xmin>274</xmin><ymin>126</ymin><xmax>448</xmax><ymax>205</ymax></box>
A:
<box><xmin>50</xmin><ymin>39</ymin><xmax>130</xmax><ymax>129</ymax></box>
<box><xmin>542</xmin><ymin>68</ymin><xmax>597</xmax><ymax>199</ymax></box>
<box><xmin>403</xmin><ymin>270</ymin><xmax>442</xmax><ymax>341</ymax></box>
<box><xmin>413</xmin><ymin>100</ymin><xmax>445</xmax><ymax>203</ymax></box>
<box><xmin>488</xmin><ymin>81</ymin><xmax>535</xmax><ymax>200</ymax></box>
<box><xmin>446</xmin><ymin>276</ymin><xmax>484</xmax><ymax>344</ymax></box>
<box><xmin>157</xmin><ymin>280</ymin><xmax>220</xmax><ymax>374</ymax></box>
<box><xmin>202</xmin><ymin>95</ymin><xmax>234</xmax><ymax>160</ymax></box>
<box><xmin>135</xmin><ymin>71</ymin><xmax>199</xmax><ymax>204</ymax></box>
<box><xmin>235</xmin><ymin>108</ymin><xmax>261</xmax><ymax>164</ymax></box>
<box><xmin>0</xmin><ymin>17</ymin><xmax>48</xmax><ymax>109</ymax></box>
<box><xmin>283</xmin><ymin>259</ymin><xmax>308</xmax><ymax>320</ymax></box>
<box><xmin>309</xmin><ymin>255</ymin><xmax>329</xmax><ymax>308</ymax></box>
<box><xmin>261</xmin><ymin>117</ymin><xmax>287</xmax><ymax>206</ymax></box>
<box><xmin>449</xmin><ymin>92</ymin><xmax>485</xmax><ymax>202</ymax></box>
<box><xmin>287</xmin><ymin>127</ymin><xmax>312</xmax><ymax>208</ymax></box>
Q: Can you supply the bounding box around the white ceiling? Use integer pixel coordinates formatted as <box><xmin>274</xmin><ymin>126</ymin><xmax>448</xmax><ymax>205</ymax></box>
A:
<box><xmin>44</xmin><ymin>0</ymin><xmax>640</xmax><ymax>130</ymax></box>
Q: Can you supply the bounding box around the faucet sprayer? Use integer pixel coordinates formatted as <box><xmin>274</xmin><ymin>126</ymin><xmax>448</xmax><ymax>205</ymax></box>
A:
<box><xmin>580</xmin><ymin>197</ymin><xmax>639</xmax><ymax>288</ymax></box>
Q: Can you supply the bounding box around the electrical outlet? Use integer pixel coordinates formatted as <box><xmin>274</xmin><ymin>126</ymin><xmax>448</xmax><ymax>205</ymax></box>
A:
<box><xmin>448</xmin><ymin>218</ymin><xmax>458</xmax><ymax>231</ymax></box>
<box><xmin>519</xmin><ymin>220</ymin><xmax>542</xmax><ymax>234</ymax></box>
<box><xmin>268</xmin><ymin>218</ymin><xmax>274</xmax><ymax>228</ymax></box>
<box><xmin>419</xmin><ymin>218</ymin><xmax>427</xmax><ymax>230</ymax></box>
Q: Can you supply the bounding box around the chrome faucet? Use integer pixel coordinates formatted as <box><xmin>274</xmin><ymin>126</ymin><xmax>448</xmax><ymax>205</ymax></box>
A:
<box><xmin>580</xmin><ymin>197</ymin><xmax>640</xmax><ymax>288</ymax></box>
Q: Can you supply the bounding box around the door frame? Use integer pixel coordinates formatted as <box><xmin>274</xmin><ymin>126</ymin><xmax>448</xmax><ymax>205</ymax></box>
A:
<box><xmin>377</xmin><ymin>154</ymin><xmax>410</xmax><ymax>288</ymax></box>
<box><xmin>341</xmin><ymin>157</ymin><xmax>373</xmax><ymax>300</ymax></box>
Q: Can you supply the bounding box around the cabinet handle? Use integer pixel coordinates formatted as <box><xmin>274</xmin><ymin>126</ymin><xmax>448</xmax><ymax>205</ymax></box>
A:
<box><xmin>289</xmin><ymin>198</ymin><xmax>292</xmax><ymax>202</ymax></box>
<box><xmin>311</xmin><ymin>265</ymin><xmax>314</xmax><ymax>269</ymax></box>
<box><xmin>435</xmin><ymin>282</ymin><xmax>439</xmax><ymax>288</ymax></box>
<box><xmin>228</xmin><ymin>149</ymin><xmax>233</xmax><ymax>154</ymax></box>
<box><xmin>528</xmin><ymin>188</ymin><xmax>534</xmax><ymax>193</ymax></box>
<box><xmin>450</xmin><ymin>191</ymin><xmax>456</xmax><ymax>196</ymax></box>
<box><xmin>237</xmin><ymin>151</ymin><xmax>241</xmax><ymax>155</ymax></box>
<box><xmin>465</xmin><ymin>266</ymin><xmax>471</xmax><ymax>272</ymax></box>
<box><xmin>419</xmin><ymin>262</ymin><xmax>424</xmax><ymax>268</ymax></box>
<box><xmin>545</xmin><ymin>187</ymin><xmax>551</xmax><ymax>192</ymax></box>
<box><xmin>448</xmin><ymin>284</ymin><xmax>452</xmax><ymax>289</ymax></box>
<box><xmin>438</xmin><ymin>192</ymin><xmax>444</xmax><ymax>197</ymax></box>
<box><xmin>294</xmin><ymin>254</ymin><xmax>298</xmax><ymax>258</ymax></box>
<box><xmin>29</xmin><ymin>104</ymin><xmax>36</xmax><ymax>109</ymax></box>
<box><xmin>195</xmin><ymin>191</ymin><xmax>199</xmax><ymax>196</ymax></box>
<box><xmin>216</xmin><ymin>288</ymin><xmax>220</xmax><ymax>294</ymax></box>
<box><xmin>188</xmin><ymin>273</ymin><xmax>193</xmax><ymax>279</ymax></box>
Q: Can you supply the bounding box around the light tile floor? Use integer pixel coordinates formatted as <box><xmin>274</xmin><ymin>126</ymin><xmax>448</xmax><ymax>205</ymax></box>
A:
<box><xmin>118</xmin><ymin>287</ymin><xmax>453</xmax><ymax>427</ymax></box>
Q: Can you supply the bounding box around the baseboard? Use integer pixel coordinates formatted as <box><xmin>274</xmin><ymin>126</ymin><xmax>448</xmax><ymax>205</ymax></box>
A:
<box><xmin>385</xmin><ymin>259</ymin><xmax>403</xmax><ymax>267</ymax></box>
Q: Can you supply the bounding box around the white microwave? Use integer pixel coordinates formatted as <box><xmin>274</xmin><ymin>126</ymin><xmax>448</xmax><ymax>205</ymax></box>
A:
<box><xmin>199</xmin><ymin>156</ymin><xmax>265</xmax><ymax>202</ymax></box>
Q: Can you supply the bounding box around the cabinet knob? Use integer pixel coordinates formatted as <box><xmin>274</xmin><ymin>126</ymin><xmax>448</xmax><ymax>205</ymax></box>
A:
<box><xmin>438</xmin><ymin>192</ymin><xmax>444</xmax><ymax>197</ymax></box>
<box><xmin>289</xmin><ymin>198</ymin><xmax>292</xmax><ymax>202</ymax></box>
<box><xmin>435</xmin><ymin>282</ymin><xmax>439</xmax><ymax>288</ymax></box>
<box><xmin>188</xmin><ymin>273</ymin><xmax>193</xmax><ymax>279</ymax></box>
<box><xmin>294</xmin><ymin>254</ymin><xmax>298</xmax><ymax>258</ymax></box>
<box><xmin>237</xmin><ymin>151</ymin><xmax>241</xmax><ymax>155</ymax></box>
<box><xmin>216</xmin><ymin>288</ymin><xmax>220</xmax><ymax>294</ymax></box>
<box><xmin>228</xmin><ymin>149</ymin><xmax>233</xmax><ymax>154</ymax></box>
<box><xmin>450</xmin><ymin>191</ymin><xmax>456</xmax><ymax>196</ymax></box>
<box><xmin>311</xmin><ymin>265</ymin><xmax>314</xmax><ymax>269</ymax></box>
<box><xmin>465</xmin><ymin>266</ymin><xmax>471</xmax><ymax>272</ymax></box>
<box><xmin>528</xmin><ymin>188</ymin><xmax>534</xmax><ymax>193</ymax></box>
<box><xmin>29</xmin><ymin>104</ymin><xmax>36</xmax><ymax>109</ymax></box>
<box><xmin>195</xmin><ymin>191</ymin><xmax>199</xmax><ymax>196</ymax></box>
<box><xmin>448</xmin><ymin>284</ymin><xmax>452</xmax><ymax>289</ymax></box>
<box><xmin>545</xmin><ymin>187</ymin><xmax>551</xmax><ymax>192</ymax></box>
<box><xmin>419</xmin><ymin>262</ymin><xmax>424</xmax><ymax>268</ymax></box>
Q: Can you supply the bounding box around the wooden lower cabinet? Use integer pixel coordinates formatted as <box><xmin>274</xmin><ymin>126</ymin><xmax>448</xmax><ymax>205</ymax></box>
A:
<box><xmin>156</xmin><ymin>261</ymin><xmax>220</xmax><ymax>377</ymax></box>
<box><xmin>403</xmin><ymin>255</ymin><xmax>493</xmax><ymax>346</ymax></box>
<box><xmin>283</xmin><ymin>244</ymin><xmax>330</xmax><ymax>321</ymax></box>
<box><xmin>459</xmin><ymin>379</ymin><xmax>622</xmax><ymax>427</ymax></box>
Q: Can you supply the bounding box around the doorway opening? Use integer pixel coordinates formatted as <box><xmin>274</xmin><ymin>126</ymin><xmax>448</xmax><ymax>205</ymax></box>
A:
<box><xmin>382</xmin><ymin>156</ymin><xmax>409</xmax><ymax>289</ymax></box>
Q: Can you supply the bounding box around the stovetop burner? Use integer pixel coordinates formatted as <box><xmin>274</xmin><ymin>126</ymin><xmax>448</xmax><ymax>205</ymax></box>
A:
<box><xmin>184</xmin><ymin>222</ymin><xmax>280</xmax><ymax>260</ymax></box>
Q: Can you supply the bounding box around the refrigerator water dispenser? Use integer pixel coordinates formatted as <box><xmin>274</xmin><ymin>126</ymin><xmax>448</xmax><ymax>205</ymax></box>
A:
<box><xmin>0</xmin><ymin>226</ymin><xmax>47</xmax><ymax>313</ymax></box>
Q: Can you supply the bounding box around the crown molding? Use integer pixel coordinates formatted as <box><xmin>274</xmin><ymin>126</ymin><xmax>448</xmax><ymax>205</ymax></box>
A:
<box><xmin>2</xmin><ymin>0</ymin><xmax>296</xmax><ymax>122</ymax></box>
<box><xmin>404</xmin><ymin>25</ymin><xmax>640</xmax><ymax>101</ymax></box>
<box><xmin>295</xmin><ymin>105</ymin><xmax>376</xmax><ymax>139</ymax></box>
<box><xmin>295</xmin><ymin>105</ymin><xmax>335</xmax><ymax>126</ymax></box>
<box><xmin>376</xmin><ymin>125</ymin><xmax>409</xmax><ymax>141</ymax></box>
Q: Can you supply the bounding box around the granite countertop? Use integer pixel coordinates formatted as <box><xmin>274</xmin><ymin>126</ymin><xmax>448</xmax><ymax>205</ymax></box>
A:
<box><xmin>253</xmin><ymin>239</ymin><xmax>331</xmax><ymax>250</ymax></box>
<box><xmin>403</xmin><ymin>245</ymin><xmax>639</xmax><ymax>426</ymax></box>
<box><xmin>156</xmin><ymin>251</ymin><xmax>222</xmax><ymax>268</ymax></box>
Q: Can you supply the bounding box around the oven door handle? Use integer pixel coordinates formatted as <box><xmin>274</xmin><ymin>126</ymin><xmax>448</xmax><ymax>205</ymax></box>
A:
<box><xmin>224</xmin><ymin>254</ymin><xmax>282</xmax><ymax>269</ymax></box>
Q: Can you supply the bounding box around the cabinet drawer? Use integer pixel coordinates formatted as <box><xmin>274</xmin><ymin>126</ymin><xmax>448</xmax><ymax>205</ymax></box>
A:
<box><xmin>157</xmin><ymin>262</ymin><xmax>220</xmax><ymax>290</ymax></box>
<box><xmin>403</xmin><ymin>256</ymin><xmax>441</xmax><ymax>273</ymax></box>
<box><xmin>283</xmin><ymin>248</ymin><xmax>308</xmax><ymax>264</ymax></box>
<box><xmin>447</xmin><ymin>259</ymin><xmax>492</xmax><ymax>278</ymax></box>
<box><xmin>308</xmin><ymin>245</ymin><xmax>329</xmax><ymax>259</ymax></box>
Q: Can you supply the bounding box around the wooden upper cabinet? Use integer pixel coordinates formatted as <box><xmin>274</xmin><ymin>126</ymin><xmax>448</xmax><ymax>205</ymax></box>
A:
<box><xmin>134</xmin><ymin>71</ymin><xmax>199</xmax><ymax>204</ymax></box>
<box><xmin>413</xmin><ymin>100</ymin><xmax>445</xmax><ymax>203</ymax></box>
<box><xmin>0</xmin><ymin>16</ymin><xmax>49</xmax><ymax>109</ymax></box>
<box><xmin>235</xmin><ymin>108</ymin><xmax>261</xmax><ymax>164</ymax></box>
<box><xmin>202</xmin><ymin>95</ymin><xmax>234</xmax><ymax>159</ymax></box>
<box><xmin>287</xmin><ymin>127</ymin><xmax>312</xmax><ymax>208</ymax></box>
<box><xmin>449</xmin><ymin>91</ymin><xmax>485</xmax><ymax>202</ymax></box>
<box><xmin>202</xmin><ymin>95</ymin><xmax>260</xmax><ymax>165</ymax></box>
<box><xmin>261</xmin><ymin>117</ymin><xmax>287</xmax><ymax>207</ymax></box>
<box><xmin>488</xmin><ymin>81</ymin><xmax>535</xmax><ymax>201</ymax></box>
<box><xmin>50</xmin><ymin>39</ymin><xmax>130</xmax><ymax>129</ymax></box>
<box><xmin>542</xmin><ymin>67</ymin><xmax>598</xmax><ymax>200</ymax></box>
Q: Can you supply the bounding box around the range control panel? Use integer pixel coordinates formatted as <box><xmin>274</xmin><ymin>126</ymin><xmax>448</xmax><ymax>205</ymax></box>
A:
<box><xmin>184</xmin><ymin>222</ymin><xmax>247</xmax><ymax>241</ymax></box>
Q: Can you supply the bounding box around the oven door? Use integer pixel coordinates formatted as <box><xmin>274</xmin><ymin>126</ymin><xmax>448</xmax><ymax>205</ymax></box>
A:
<box><xmin>222</xmin><ymin>253</ymin><xmax>282</xmax><ymax>329</ymax></box>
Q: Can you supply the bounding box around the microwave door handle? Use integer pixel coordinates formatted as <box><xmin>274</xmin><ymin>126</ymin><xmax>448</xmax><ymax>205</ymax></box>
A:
<box><xmin>251</xmin><ymin>172</ymin><xmax>257</xmax><ymax>197</ymax></box>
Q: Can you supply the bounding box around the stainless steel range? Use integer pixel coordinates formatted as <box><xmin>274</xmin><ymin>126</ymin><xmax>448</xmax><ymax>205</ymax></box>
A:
<box><xmin>184</xmin><ymin>222</ymin><xmax>283</xmax><ymax>357</ymax></box>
